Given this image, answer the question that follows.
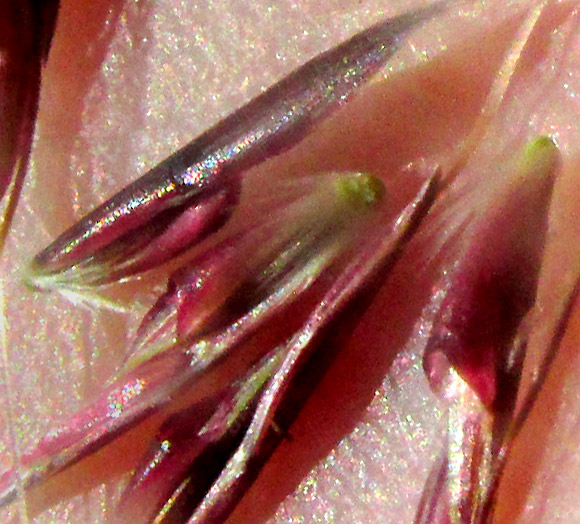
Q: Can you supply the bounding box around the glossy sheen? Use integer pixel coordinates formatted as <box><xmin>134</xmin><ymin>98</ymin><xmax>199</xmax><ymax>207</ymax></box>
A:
<box><xmin>4</xmin><ymin>1</ymin><xmax>580</xmax><ymax>523</ymax></box>
<box><xmin>31</xmin><ymin>4</ymin><xmax>442</xmax><ymax>286</ymax></box>
<box><xmin>130</xmin><ymin>172</ymin><xmax>384</xmax><ymax>369</ymax></box>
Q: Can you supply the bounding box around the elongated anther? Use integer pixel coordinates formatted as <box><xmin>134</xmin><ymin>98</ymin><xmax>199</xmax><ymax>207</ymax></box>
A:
<box><xmin>0</xmin><ymin>167</ymin><xmax>438</xmax><ymax>518</ymax></box>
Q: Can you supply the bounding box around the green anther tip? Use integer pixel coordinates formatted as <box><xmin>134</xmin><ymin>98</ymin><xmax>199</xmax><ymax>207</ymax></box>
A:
<box><xmin>336</xmin><ymin>172</ymin><xmax>385</xmax><ymax>210</ymax></box>
<box><xmin>520</xmin><ymin>135</ymin><xmax>559</xmax><ymax>176</ymax></box>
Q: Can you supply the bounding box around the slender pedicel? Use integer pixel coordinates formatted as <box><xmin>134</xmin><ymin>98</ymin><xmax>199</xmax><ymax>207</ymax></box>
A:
<box><xmin>29</xmin><ymin>3</ymin><xmax>445</xmax><ymax>288</ymax></box>
<box><xmin>0</xmin><ymin>169</ymin><xmax>388</xmax><ymax>506</ymax></box>
<box><xmin>115</xmin><ymin>172</ymin><xmax>438</xmax><ymax>524</ymax></box>
<box><xmin>416</xmin><ymin>137</ymin><xmax>560</xmax><ymax>523</ymax></box>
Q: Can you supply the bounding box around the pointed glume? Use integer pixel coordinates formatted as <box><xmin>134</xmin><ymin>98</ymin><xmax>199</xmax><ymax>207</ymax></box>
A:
<box><xmin>115</xmin><ymin>348</ymin><xmax>285</xmax><ymax>523</ymax></box>
<box><xmin>162</xmin><ymin>173</ymin><xmax>438</xmax><ymax>524</ymax></box>
<box><xmin>1</xmin><ymin>4</ymin><xmax>454</xmax><ymax>518</ymax></box>
<box><xmin>29</xmin><ymin>3</ymin><xmax>445</xmax><ymax>287</ymax></box>
<box><xmin>418</xmin><ymin>137</ymin><xmax>560</xmax><ymax>523</ymax></box>
<box><xmin>423</xmin><ymin>137</ymin><xmax>559</xmax><ymax>409</ymax></box>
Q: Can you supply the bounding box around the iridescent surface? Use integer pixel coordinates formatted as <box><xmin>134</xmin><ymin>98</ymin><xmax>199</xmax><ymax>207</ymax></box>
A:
<box><xmin>2</xmin><ymin>1</ymin><xmax>580</xmax><ymax>523</ymax></box>
<box><xmin>30</xmin><ymin>5</ymin><xmax>439</xmax><ymax>286</ymax></box>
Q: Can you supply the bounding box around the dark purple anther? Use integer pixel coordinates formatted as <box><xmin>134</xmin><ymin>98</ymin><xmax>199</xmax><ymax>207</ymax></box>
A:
<box><xmin>0</xmin><ymin>170</ymin><xmax>391</xmax><ymax>507</ymax></box>
<box><xmin>0</xmin><ymin>169</ymin><xmax>438</xmax><ymax>520</ymax></box>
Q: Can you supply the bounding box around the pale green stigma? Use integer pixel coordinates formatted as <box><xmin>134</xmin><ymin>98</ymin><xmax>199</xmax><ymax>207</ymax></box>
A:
<box><xmin>519</xmin><ymin>135</ymin><xmax>559</xmax><ymax>177</ymax></box>
<box><xmin>335</xmin><ymin>172</ymin><xmax>385</xmax><ymax>211</ymax></box>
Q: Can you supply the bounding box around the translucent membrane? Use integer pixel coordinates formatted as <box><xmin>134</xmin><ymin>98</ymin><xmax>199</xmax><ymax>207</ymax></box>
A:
<box><xmin>128</xmin><ymin>171</ymin><xmax>384</xmax><ymax>371</ymax></box>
